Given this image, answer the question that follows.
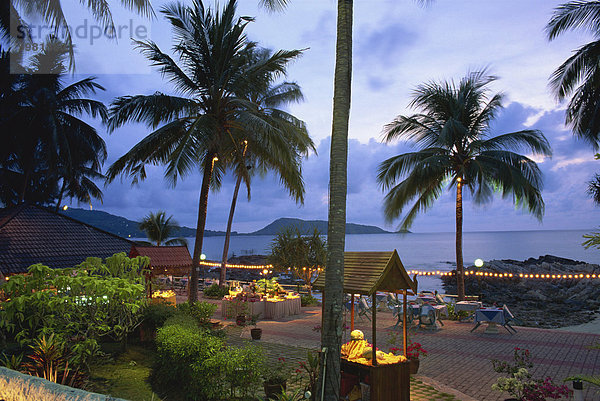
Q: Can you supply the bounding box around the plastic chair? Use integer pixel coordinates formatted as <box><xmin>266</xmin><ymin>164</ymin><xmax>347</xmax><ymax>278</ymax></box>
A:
<box><xmin>502</xmin><ymin>304</ymin><xmax>518</xmax><ymax>334</ymax></box>
<box><xmin>419</xmin><ymin>304</ymin><xmax>438</xmax><ymax>330</ymax></box>
<box><xmin>357</xmin><ymin>296</ymin><xmax>372</xmax><ymax>321</ymax></box>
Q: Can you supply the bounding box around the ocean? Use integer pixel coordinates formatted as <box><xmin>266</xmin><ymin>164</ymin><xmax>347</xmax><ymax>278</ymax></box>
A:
<box><xmin>171</xmin><ymin>230</ymin><xmax>600</xmax><ymax>293</ymax></box>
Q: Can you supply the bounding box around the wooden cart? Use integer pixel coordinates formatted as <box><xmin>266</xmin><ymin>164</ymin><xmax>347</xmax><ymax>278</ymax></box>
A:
<box><xmin>314</xmin><ymin>250</ymin><xmax>418</xmax><ymax>401</ymax></box>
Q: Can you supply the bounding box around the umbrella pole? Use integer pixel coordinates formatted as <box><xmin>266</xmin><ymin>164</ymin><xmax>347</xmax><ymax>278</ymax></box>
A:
<box><xmin>350</xmin><ymin>294</ymin><xmax>355</xmax><ymax>331</ymax></box>
<box><xmin>403</xmin><ymin>290</ymin><xmax>408</xmax><ymax>357</ymax></box>
<box><xmin>372</xmin><ymin>293</ymin><xmax>377</xmax><ymax>366</ymax></box>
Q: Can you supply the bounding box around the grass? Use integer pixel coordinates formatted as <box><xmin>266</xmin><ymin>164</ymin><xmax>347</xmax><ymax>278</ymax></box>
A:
<box><xmin>87</xmin><ymin>344</ymin><xmax>162</xmax><ymax>401</ymax></box>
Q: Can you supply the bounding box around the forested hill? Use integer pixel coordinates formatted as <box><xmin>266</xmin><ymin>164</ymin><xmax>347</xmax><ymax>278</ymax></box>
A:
<box><xmin>58</xmin><ymin>209</ymin><xmax>406</xmax><ymax>238</ymax></box>
<box><xmin>59</xmin><ymin>208</ymin><xmax>229</xmax><ymax>238</ymax></box>
<box><xmin>248</xmin><ymin>217</ymin><xmax>408</xmax><ymax>235</ymax></box>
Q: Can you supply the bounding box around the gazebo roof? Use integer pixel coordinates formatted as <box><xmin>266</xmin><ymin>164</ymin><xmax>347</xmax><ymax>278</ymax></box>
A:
<box><xmin>313</xmin><ymin>250</ymin><xmax>417</xmax><ymax>295</ymax></box>
<box><xmin>130</xmin><ymin>245</ymin><xmax>192</xmax><ymax>276</ymax></box>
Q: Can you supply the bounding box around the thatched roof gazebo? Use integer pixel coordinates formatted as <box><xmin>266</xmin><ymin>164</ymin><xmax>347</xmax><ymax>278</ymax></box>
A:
<box><xmin>313</xmin><ymin>250</ymin><xmax>417</xmax><ymax>362</ymax></box>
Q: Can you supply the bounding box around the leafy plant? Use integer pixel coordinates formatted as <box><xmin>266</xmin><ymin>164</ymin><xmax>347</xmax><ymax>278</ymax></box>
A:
<box><xmin>177</xmin><ymin>301</ymin><xmax>218</xmax><ymax>328</ymax></box>
<box><xmin>491</xmin><ymin>348</ymin><xmax>570</xmax><ymax>401</ymax></box>
<box><xmin>295</xmin><ymin>351</ymin><xmax>319</xmax><ymax>399</ymax></box>
<box><xmin>205</xmin><ymin>344</ymin><xmax>265</xmax><ymax>399</ymax></box>
<box><xmin>204</xmin><ymin>283</ymin><xmax>230</xmax><ymax>298</ymax></box>
<box><xmin>300</xmin><ymin>294</ymin><xmax>319</xmax><ymax>307</ymax></box>
<box><xmin>0</xmin><ymin>353</ymin><xmax>23</xmax><ymax>370</ymax></box>
<box><xmin>264</xmin><ymin>357</ymin><xmax>292</xmax><ymax>384</ymax></box>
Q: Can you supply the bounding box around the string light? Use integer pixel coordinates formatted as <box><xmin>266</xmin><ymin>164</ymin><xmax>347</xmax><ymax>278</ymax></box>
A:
<box><xmin>405</xmin><ymin>269</ymin><xmax>600</xmax><ymax>280</ymax></box>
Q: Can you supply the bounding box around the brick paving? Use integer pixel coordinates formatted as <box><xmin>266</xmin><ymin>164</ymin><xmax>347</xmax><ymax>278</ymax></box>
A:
<box><xmin>208</xmin><ymin>301</ymin><xmax>600</xmax><ymax>401</ymax></box>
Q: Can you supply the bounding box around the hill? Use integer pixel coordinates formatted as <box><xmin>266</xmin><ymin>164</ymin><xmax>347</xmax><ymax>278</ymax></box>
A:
<box><xmin>59</xmin><ymin>208</ymin><xmax>230</xmax><ymax>238</ymax></box>
<box><xmin>248</xmin><ymin>217</ymin><xmax>407</xmax><ymax>235</ymax></box>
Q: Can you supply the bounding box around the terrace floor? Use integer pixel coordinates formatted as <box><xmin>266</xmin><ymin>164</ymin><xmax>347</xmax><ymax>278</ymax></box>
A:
<box><xmin>202</xmin><ymin>297</ymin><xmax>600</xmax><ymax>401</ymax></box>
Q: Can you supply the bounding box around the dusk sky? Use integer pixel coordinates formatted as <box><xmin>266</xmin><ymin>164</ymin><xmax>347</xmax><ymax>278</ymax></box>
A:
<box><xmin>48</xmin><ymin>0</ymin><xmax>600</xmax><ymax>233</ymax></box>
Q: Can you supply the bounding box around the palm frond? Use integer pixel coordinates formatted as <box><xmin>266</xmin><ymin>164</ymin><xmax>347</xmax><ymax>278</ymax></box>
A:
<box><xmin>546</xmin><ymin>1</ymin><xmax>600</xmax><ymax>40</ymax></box>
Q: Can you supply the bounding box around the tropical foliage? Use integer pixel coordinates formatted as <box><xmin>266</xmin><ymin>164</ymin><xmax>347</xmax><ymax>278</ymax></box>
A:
<box><xmin>377</xmin><ymin>70</ymin><xmax>552</xmax><ymax>299</ymax></box>
<box><xmin>269</xmin><ymin>226</ymin><xmax>326</xmax><ymax>296</ymax></box>
<box><xmin>219</xmin><ymin>46</ymin><xmax>314</xmax><ymax>286</ymax></box>
<box><xmin>547</xmin><ymin>0</ymin><xmax>600</xmax><ymax>149</ymax></box>
<box><xmin>0</xmin><ymin>39</ymin><xmax>107</xmax><ymax>208</ymax></box>
<box><xmin>106</xmin><ymin>0</ymin><xmax>304</xmax><ymax>302</ymax></box>
<box><xmin>0</xmin><ymin>253</ymin><xmax>149</xmax><ymax>371</ymax></box>
<box><xmin>139</xmin><ymin>210</ymin><xmax>187</xmax><ymax>246</ymax></box>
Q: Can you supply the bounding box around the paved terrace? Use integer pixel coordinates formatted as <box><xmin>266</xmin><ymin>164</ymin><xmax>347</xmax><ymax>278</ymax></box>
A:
<box><xmin>200</xmin><ymin>297</ymin><xmax>600</xmax><ymax>401</ymax></box>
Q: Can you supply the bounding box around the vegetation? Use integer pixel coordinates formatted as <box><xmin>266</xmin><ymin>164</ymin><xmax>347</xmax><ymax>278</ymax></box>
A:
<box><xmin>138</xmin><ymin>210</ymin><xmax>187</xmax><ymax>246</ymax></box>
<box><xmin>376</xmin><ymin>70</ymin><xmax>552</xmax><ymax>300</ymax></box>
<box><xmin>105</xmin><ymin>0</ymin><xmax>304</xmax><ymax>303</ymax></box>
<box><xmin>547</xmin><ymin>1</ymin><xmax>600</xmax><ymax>150</ymax></box>
<box><xmin>204</xmin><ymin>283</ymin><xmax>231</xmax><ymax>298</ymax></box>
<box><xmin>0</xmin><ymin>253</ymin><xmax>149</xmax><ymax>373</ymax></box>
<box><xmin>269</xmin><ymin>226</ymin><xmax>326</xmax><ymax>295</ymax></box>
<box><xmin>152</xmin><ymin>314</ymin><xmax>265</xmax><ymax>400</ymax></box>
<box><xmin>0</xmin><ymin>41</ymin><xmax>107</xmax><ymax>208</ymax></box>
<box><xmin>219</xmin><ymin>46</ymin><xmax>315</xmax><ymax>287</ymax></box>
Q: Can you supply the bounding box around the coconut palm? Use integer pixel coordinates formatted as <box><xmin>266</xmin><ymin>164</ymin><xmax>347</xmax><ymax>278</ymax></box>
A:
<box><xmin>105</xmin><ymin>0</ymin><xmax>303</xmax><ymax>302</ymax></box>
<box><xmin>547</xmin><ymin>1</ymin><xmax>600</xmax><ymax>149</ymax></box>
<box><xmin>377</xmin><ymin>70</ymin><xmax>552</xmax><ymax>300</ymax></box>
<box><xmin>219</xmin><ymin>48</ymin><xmax>314</xmax><ymax>286</ymax></box>
<box><xmin>139</xmin><ymin>211</ymin><xmax>187</xmax><ymax>246</ymax></box>
<box><xmin>0</xmin><ymin>39</ymin><xmax>107</xmax><ymax>206</ymax></box>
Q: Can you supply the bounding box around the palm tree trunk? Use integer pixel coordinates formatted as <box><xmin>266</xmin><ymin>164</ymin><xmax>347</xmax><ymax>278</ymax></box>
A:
<box><xmin>456</xmin><ymin>179</ymin><xmax>465</xmax><ymax>301</ymax></box>
<box><xmin>320</xmin><ymin>1</ymin><xmax>352</xmax><ymax>400</ymax></box>
<box><xmin>220</xmin><ymin>173</ymin><xmax>243</xmax><ymax>287</ymax></box>
<box><xmin>190</xmin><ymin>153</ymin><xmax>216</xmax><ymax>303</ymax></box>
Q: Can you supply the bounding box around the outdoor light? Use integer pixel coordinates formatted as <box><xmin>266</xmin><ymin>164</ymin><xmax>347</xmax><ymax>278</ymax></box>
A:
<box><xmin>200</xmin><ymin>254</ymin><xmax>206</xmax><ymax>260</ymax></box>
<box><xmin>263</xmin><ymin>269</ymin><xmax>268</xmax><ymax>275</ymax></box>
<box><xmin>62</xmin><ymin>205</ymin><xmax>68</xmax><ymax>211</ymax></box>
<box><xmin>474</xmin><ymin>258</ymin><xmax>484</xmax><ymax>267</ymax></box>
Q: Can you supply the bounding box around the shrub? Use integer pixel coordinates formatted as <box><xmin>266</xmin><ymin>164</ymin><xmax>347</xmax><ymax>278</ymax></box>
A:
<box><xmin>203</xmin><ymin>283</ymin><xmax>229</xmax><ymax>298</ymax></box>
<box><xmin>152</xmin><ymin>318</ymin><xmax>224</xmax><ymax>400</ymax></box>
<box><xmin>177</xmin><ymin>301</ymin><xmax>218</xmax><ymax>328</ymax></box>
<box><xmin>204</xmin><ymin>344</ymin><xmax>265</xmax><ymax>399</ymax></box>
<box><xmin>301</xmin><ymin>294</ymin><xmax>319</xmax><ymax>307</ymax></box>
<box><xmin>142</xmin><ymin>302</ymin><xmax>178</xmax><ymax>331</ymax></box>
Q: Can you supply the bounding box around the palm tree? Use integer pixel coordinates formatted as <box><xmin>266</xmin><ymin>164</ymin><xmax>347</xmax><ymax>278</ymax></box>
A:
<box><xmin>106</xmin><ymin>0</ymin><xmax>303</xmax><ymax>302</ymax></box>
<box><xmin>4</xmin><ymin>0</ymin><xmax>154</xmax><ymax>70</ymax></box>
<box><xmin>260</xmin><ymin>1</ymin><xmax>353</xmax><ymax>398</ymax></box>
<box><xmin>139</xmin><ymin>211</ymin><xmax>187</xmax><ymax>246</ymax></box>
<box><xmin>0</xmin><ymin>39</ymin><xmax>107</xmax><ymax>206</ymax></box>
<box><xmin>377</xmin><ymin>70</ymin><xmax>552</xmax><ymax>300</ymax></box>
<box><xmin>219</xmin><ymin>48</ymin><xmax>314</xmax><ymax>286</ymax></box>
<box><xmin>547</xmin><ymin>1</ymin><xmax>600</xmax><ymax>149</ymax></box>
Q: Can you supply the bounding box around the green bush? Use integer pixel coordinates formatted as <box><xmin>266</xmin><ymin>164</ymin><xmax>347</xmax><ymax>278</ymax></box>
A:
<box><xmin>177</xmin><ymin>301</ymin><xmax>218</xmax><ymax>328</ymax></box>
<box><xmin>142</xmin><ymin>303</ymin><xmax>178</xmax><ymax>331</ymax></box>
<box><xmin>152</xmin><ymin>313</ymin><xmax>264</xmax><ymax>400</ymax></box>
<box><xmin>152</xmin><ymin>318</ymin><xmax>224</xmax><ymax>400</ymax></box>
<box><xmin>301</xmin><ymin>295</ymin><xmax>319</xmax><ymax>307</ymax></box>
<box><xmin>203</xmin><ymin>284</ymin><xmax>229</xmax><ymax>298</ymax></box>
<box><xmin>204</xmin><ymin>345</ymin><xmax>265</xmax><ymax>399</ymax></box>
<box><xmin>446</xmin><ymin>303</ymin><xmax>469</xmax><ymax>321</ymax></box>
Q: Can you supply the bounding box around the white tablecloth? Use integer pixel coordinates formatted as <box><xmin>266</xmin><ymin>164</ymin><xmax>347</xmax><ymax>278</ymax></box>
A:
<box><xmin>455</xmin><ymin>301</ymin><xmax>483</xmax><ymax>312</ymax></box>
<box><xmin>221</xmin><ymin>297</ymin><xmax>301</xmax><ymax>319</ymax></box>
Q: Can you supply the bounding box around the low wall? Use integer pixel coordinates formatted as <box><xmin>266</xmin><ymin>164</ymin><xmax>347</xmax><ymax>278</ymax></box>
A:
<box><xmin>0</xmin><ymin>367</ymin><xmax>128</xmax><ymax>401</ymax></box>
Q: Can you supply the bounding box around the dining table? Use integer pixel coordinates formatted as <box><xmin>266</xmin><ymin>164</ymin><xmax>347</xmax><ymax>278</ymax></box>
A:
<box><xmin>221</xmin><ymin>295</ymin><xmax>301</xmax><ymax>320</ymax></box>
<box><xmin>471</xmin><ymin>307</ymin><xmax>505</xmax><ymax>334</ymax></box>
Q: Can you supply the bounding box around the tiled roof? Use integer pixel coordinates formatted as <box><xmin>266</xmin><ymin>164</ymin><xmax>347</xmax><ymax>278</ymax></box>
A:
<box><xmin>0</xmin><ymin>204</ymin><xmax>134</xmax><ymax>274</ymax></box>
<box><xmin>130</xmin><ymin>245</ymin><xmax>192</xmax><ymax>276</ymax></box>
<box><xmin>130</xmin><ymin>245</ymin><xmax>192</xmax><ymax>268</ymax></box>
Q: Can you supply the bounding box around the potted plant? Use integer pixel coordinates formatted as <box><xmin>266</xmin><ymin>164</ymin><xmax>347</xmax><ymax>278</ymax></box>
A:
<box><xmin>226</xmin><ymin>296</ymin><xmax>249</xmax><ymax>326</ymax></box>
<box><xmin>263</xmin><ymin>357</ymin><xmax>290</xmax><ymax>399</ymax></box>
<box><xmin>491</xmin><ymin>347</ymin><xmax>571</xmax><ymax>401</ymax></box>
<box><xmin>249</xmin><ymin>313</ymin><xmax>262</xmax><ymax>340</ymax></box>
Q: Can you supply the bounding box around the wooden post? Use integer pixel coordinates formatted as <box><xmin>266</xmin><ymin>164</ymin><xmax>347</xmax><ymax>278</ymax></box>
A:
<box><xmin>403</xmin><ymin>290</ymin><xmax>407</xmax><ymax>357</ymax></box>
<box><xmin>350</xmin><ymin>293</ymin><xmax>355</xmax><ymax>331</ymax></box>
<box><xmin>372</xmin><ymin>293</ymin><xmax>377</xmax><ymax>366</ymax></box>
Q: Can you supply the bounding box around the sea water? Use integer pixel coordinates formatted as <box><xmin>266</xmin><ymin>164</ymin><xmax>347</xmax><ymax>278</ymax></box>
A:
<box><xmin>173</xmin><ymin>230</ymin><xmax>600</xmax><ymax>293</ymax></box>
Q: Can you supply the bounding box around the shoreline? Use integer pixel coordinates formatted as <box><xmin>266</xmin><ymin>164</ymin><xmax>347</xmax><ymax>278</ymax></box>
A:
<box><xmin>556</xmin><ymin>313</ymin><xmax>600</xmax><ymax>334</ymax></box>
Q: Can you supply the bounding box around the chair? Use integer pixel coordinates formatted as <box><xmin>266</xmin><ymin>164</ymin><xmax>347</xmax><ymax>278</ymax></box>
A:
<box><xmin>357</xmin><ymin>296</ymin><xmax>372</xmax><ymax>321</ymax></box>
<box><xmin>502</xmin><ymin>304</ymin><xmax>519</xmax><ymax>334</ymax></box>
<box><xmin>419</xmin><ymin>304</ymin><xmax>438</xmax><ymax>330</ymax></box>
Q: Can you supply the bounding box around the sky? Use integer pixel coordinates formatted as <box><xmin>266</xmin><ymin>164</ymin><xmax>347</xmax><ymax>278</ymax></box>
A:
<box><xmin>34</xmin><ymin>0</ymin><xmax>600</xmax><ymax>233</ymax></box>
